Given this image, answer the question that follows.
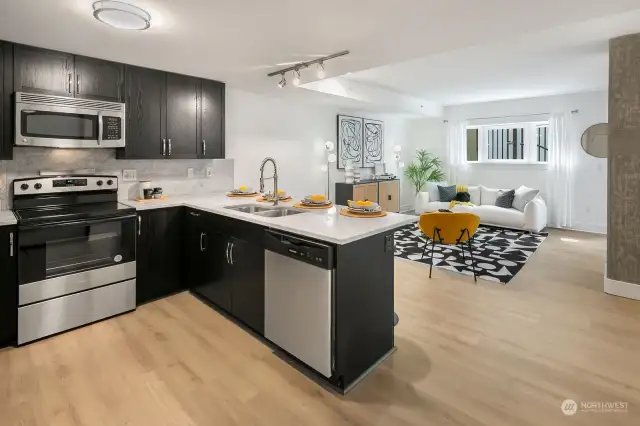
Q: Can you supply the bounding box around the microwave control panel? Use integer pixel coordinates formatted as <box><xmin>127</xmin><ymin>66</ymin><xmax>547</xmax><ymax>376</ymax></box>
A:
<box><xmin>102</xmin><ymin>116</ymin><xmax>122</xmax><ymax>140</ymax></box>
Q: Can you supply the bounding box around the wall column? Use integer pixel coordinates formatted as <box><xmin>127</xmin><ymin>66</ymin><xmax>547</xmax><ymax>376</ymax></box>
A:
<box><xmin>606</xmin><ymin>33</ymin><xmax>640</xmax><ymax>300</ymax></box>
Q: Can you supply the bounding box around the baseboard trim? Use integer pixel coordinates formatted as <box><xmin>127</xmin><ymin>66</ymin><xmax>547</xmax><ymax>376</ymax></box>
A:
<box><xmin>604</xmin><ymin>276</ymin><xmax>640</xmax><ymax>301</ymax></box>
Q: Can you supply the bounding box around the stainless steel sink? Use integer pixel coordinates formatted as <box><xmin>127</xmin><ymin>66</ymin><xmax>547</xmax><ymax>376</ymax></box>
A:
<box><xmin>224</xmin><ymin>204</ymin><xmax>274</xmax><ymax>214</ymax></box>
<box><xmin>255</xmin><ymin>208</ymin><xmax>306</xmax><ymax>218</ymax></box>
<box><xmin>224</xmin><ymin>204</ymin><xmax>306</xmax><ymax>218</ymax></box>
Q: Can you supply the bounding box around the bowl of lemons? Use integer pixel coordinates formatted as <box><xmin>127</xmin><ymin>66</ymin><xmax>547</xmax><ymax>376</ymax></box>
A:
<box><xmin>303</xmin><ymin>194</ymin><xmax>331</xmax><ymax>205</ymax></box>
<box><xmin>347</xmin><ymin>200</ymin><xmax>381</xmax><ymax>212</ymax></box>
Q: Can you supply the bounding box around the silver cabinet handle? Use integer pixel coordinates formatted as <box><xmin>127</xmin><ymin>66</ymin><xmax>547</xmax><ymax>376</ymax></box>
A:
<box><xmin>203</xmin><ymin>140</ymin><xmax>206</xmax><ymax>156</ymax></box>
<box><xmin>9</xmin><ymin>232</ymin><xmax>13</xmax><ymax>257</ymax></box>
<box><xmin>200</xmin><ymin>232</ymin><xmax>205</xmax><ymax>251</ymax></box>
<box><xmin>162</xmin><ymin>138</ymin><xmax>166</xmax><ymax>156</ymax></box>
<box><xmin>225</xmin><ymin>241</ymin><xmax>230</xmax><ymax>264</ymax></box>
<box><xmin>229</xmin><ymin>242</ymin><xmax>234</xmax><ymax>265</ymax></box>
<box><xmin>190</xmin><ymin>211</ymin><xmax>200</xmax><ymax>217</ymax></box>
<box><xmin>76</xmin><ymin>74</ymin><xmax>80</xmax><ymax>94</ymax></box>
<box><xmin>138</xmin><ymin>216</ymin><xmax>141</xmax><ymax>235</ymax></box>
<box><xmin>168</xmin><ymin>138</ymin><xmax>172</xmax><ymax>156</ymax></box>
<box><xmin>68</xmin><ymin>73</ymin><xmax>72</xmax><ymax>94</ymax></box>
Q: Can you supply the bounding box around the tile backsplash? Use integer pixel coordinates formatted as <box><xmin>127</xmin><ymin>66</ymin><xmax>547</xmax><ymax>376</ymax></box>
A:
<box><xmin>0</xmin><ymin>147</ymin><xmax>234</xmax><ymax>209</ymax></box>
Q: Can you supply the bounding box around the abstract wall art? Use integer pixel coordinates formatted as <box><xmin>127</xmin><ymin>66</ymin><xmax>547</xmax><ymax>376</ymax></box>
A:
<box><xmin>363</xmin><ymin>118</ymin><xmax>384</xmax><ymax>167</ymax></box>
<box><xmin>337</xmin><ymin>115</ymin><xmax>363</xmax><ymax>169</ymax></box>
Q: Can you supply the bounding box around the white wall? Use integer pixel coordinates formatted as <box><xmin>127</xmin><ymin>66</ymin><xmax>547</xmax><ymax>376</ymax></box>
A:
<box><xmin>226</xmin><ymin>89</ymin><xmax>413</xmax><ymax>201</ymax></box>
<box><xmin>443</xmin><ymin>91</ymin><xmax>608</xmax><ymax>233</ymax></box>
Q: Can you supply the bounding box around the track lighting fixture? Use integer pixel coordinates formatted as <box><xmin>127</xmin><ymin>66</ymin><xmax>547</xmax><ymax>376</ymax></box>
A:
<box><xmin>317</xmin><ymin>62</ymin><xmax>326</xmax><ymax>79</ymax></box>
<box><xmin>292</xmin><ymin>69</ymin><xmax>301</xmax><ymax>86</ymax></box>
<box><xmin>268</xmin><ymin>50</ymin><xmax>349</xmax><ymax>87</ymax></box>
<box><xmin>277</xmin><ymin>74</ymin><xmax>286</xmax><ymax>88</ymax></box>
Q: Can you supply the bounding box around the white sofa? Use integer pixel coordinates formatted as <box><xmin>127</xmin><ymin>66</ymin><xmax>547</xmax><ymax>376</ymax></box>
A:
<box><xmin>414</xmin><ymin>184</ymin><xmax>547</xmax><ymax>233</ymax></box>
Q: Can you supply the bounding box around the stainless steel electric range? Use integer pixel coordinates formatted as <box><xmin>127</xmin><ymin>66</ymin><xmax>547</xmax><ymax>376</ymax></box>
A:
<box><xmin>12</xmin><ymin>175</ymin><xmax>137</xmax><ymax>345</ymax></box>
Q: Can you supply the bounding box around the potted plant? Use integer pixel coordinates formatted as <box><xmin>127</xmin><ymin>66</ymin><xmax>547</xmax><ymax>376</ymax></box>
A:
<box><xmin>405</xmin><ymin>149</ymin><xmax>445</xmax><ymax>208</ymax></box>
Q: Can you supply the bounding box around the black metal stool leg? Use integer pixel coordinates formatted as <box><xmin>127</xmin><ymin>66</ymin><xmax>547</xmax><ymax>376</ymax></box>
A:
<box><xmin>429</xmin><ymin>229</ymin><xmax>437</xmax><ymax>278</ymax></box>
<box><xmin>466</xmin><ymin>230</ymin><xmax>477</xmax><ymax>283</ymax></box>
<box><xmin>420</xmin><ymin>238</ymin><xmax>429</xmax><ymax>260</ymax></box>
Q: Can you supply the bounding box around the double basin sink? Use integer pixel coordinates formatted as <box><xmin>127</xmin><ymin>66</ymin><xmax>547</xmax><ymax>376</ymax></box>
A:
<box><xmin>224</xmin><ymin>203</ymin><xmax>306</xmax><ymax>218</ymax></box>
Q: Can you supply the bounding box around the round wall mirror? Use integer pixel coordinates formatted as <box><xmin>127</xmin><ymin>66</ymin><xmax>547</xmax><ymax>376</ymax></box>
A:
<box><xmin>581</xmin><ymin>123</ymin><xmax>608</xmax><ymax>158</ymax></box>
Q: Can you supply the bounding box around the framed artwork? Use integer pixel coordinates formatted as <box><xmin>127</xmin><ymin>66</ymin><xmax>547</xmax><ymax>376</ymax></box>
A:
<box><xmin>337</xmin><ymin>115</ymin><xmax>363</xmax><ymax>169</ymax></box>
<box><xmin>363</xmin><ymin>118</ymin><xmax>384</xmax><ymax>167</ymax></box>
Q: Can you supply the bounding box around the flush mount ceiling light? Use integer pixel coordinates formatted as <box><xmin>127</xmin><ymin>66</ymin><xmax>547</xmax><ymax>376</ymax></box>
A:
<box><xmin>93</xmin><ymin>1</ymin><xmax>151</xmax><ymax>30</ymax></box>
<box><xmin>268</xmin><ymin>50</ymin><xmax>349</xmax><ymax>88</ymax></box>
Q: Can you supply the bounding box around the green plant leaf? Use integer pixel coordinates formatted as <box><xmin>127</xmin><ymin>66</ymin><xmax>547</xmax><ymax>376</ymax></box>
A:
<box><xmin>404</xmin><ymin>149</ymin><xmax>444</xmax><ymax>194</ymax></box>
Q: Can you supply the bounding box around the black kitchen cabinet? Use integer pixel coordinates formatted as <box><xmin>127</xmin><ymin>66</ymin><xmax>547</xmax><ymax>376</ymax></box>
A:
<box><xmin>118</xmin><ymin>65</ymin><xmax>165</xmax><ymax>159</ymax></box>
<box><xmin>229</xmin><ymin>237</ymin><xmax>265</xmax><ymax>334</ymax></box>
<box><xmin>136</xmin><ymin>208</ymin><xmax>183</xmax><ymax>305</ymax></box>
<box><xmin>14</xmin><ymin>44</ymin><xmax>74</xmax><ymax>96</ymax></box>
<box><xmin>199</xmin><ymin>79</ymin><xmax>225</xmax><ymax>158</ymax></box>
<box><xmin>165</xmin><ymin>73</ymin><xmax>199</xmax><ymax>159</ymax></box>
<box><xmin>186</xmin><ymin>209</ymin><xmax>232</xmax><ymax>312</ymax></box>
<box><xmin>0</xmin><ymin>225</ymin><xmax>17</xmax><ymax>347</ymax></box>
<box><xmin>0</xmin><ymin>41</ymin><xmax>13</xmax><ymax>160</ymax></box>
<box><xmin>74</xmin><ymin>55</ymin><xmax>123</xmax><ymax>102</ymax></box>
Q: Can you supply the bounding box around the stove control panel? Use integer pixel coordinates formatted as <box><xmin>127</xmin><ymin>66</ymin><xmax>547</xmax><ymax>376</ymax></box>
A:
<box><xmin>13</xmin><ymin>176</ymin><xmax>119</xmax><ymax>196</ymax></box>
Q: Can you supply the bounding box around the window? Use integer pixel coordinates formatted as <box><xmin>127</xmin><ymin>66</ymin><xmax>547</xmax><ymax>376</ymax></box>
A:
<box><xmin>466</xmin><ymin>121</ymin><xmax>549</xmax><ymax>164</ymax></box>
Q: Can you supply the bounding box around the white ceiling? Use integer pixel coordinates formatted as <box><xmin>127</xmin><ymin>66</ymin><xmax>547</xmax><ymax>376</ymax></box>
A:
<box><xmin>1</xmin><ymin>0</ymin><xmax>640</xmax><ymax>98</ymax></box>
<box><xmin>337</xmin><ymin>10</ymin><xmax>640</xmax><ymax>105</ymax></box>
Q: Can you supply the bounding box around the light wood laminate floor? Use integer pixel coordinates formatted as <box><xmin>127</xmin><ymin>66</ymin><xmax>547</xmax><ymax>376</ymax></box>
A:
<box><xmin>1</xmin><ymin>229</ymin><xmax>639</xmax><ymax>426</ymax></box>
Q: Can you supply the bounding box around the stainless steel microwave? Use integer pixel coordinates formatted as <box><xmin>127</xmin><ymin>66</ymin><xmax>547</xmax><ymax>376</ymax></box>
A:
<box><xmin>15</xmin><ymin>92</ymin><xmax>125</xmax><ymax>148</ymax></box>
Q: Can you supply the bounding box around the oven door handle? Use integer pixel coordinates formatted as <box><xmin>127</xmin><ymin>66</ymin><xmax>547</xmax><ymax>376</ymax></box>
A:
<box><xmin>18</xmin><ymin>214</ymin><xmax>137</xmax><ymax>231</ymax></box>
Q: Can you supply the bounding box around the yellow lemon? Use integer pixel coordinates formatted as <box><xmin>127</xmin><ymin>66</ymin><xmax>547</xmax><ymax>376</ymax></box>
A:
<box><xmin>239</xmin><ymin>185</ymin><xmax>248</xmax><ymax>191</ymax></box>
<box><xmin>311</xmin><ymin>195</ymin><xmax>326</xmax><ymax>201</ymax></box>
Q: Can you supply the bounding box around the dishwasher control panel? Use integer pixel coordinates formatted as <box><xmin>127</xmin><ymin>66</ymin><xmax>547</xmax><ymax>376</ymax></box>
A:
<box><xmin>265</xmin><ymin>230</ymin><xmax>333</xmax><ymax>270</ymax></box>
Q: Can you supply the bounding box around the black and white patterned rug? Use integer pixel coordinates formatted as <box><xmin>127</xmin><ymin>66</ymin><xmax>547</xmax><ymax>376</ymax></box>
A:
<box><xmin>394</xmin><ymin>223</ymin><xmax>547</xmax><ymax>284</ymax></box>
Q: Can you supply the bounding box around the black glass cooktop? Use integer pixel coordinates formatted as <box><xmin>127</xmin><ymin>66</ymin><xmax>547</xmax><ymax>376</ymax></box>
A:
<box><xmin>14</xmin><ymin>202</ymin><xmax>136</xmax><ymax>225</ymax></box>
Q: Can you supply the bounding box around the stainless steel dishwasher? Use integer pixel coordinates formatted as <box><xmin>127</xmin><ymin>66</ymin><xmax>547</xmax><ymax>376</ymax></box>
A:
<box><xmin>264</xmin><ymin>230</ymin><xmax>334</xmax><ymax>378</ymax></box>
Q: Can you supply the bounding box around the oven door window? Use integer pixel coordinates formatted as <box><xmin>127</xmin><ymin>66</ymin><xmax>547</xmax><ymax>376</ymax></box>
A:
<box><xmin>21</xmin><ymin>110</ymin><xmax>98</xmax><ymax>140</ymax></box>
<box><xmin>18</xmin><ymin>218</ymin><xmax>136</xmax><ymax>285</ymax></box>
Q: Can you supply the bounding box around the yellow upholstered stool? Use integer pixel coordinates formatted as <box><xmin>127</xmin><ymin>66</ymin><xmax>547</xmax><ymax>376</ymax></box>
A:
<box><xmin>418</xmin><ymin>212</ymin><xmax>481</xmax><ymax>282</ymax></box>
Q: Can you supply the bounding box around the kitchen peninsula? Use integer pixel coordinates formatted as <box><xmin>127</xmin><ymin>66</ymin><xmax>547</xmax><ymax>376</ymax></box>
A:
<box><xmin>121</xmin><ymin>194</ymin><xmax>416</xmax><ymax>393</ymax></box>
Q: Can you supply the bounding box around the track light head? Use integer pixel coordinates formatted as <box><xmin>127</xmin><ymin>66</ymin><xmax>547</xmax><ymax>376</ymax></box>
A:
<box><xmin>317</xmin><ymin>62</ymin><xmax>326</xmax><ymax>79</ymax></box>
<box><xmin>277</xmin><ymin>74</ymin><xmax>286</xmax><ymax>88</ymax></box>
<box><xmin>292</xmin><ymin>69</ymin><xmax>301</xmax><ymax>86</ymax></box>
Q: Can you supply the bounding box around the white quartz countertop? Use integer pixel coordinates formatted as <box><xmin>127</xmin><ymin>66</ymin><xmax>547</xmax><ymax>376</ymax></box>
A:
<box><xmin>0</xmin><ymin>210</ymin><xmax>17</xmax><ymax>226</ymax></box>
<box><xmin>120</xmin><ymin>193</ymin><xmax>416</xmax><ymax>245</ymax></box>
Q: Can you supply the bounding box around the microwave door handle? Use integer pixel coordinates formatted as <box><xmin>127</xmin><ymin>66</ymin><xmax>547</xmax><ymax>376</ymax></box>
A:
<box><xmin>97</xmin><ymin>113</ymin><xmax>103</xmax><ymax>146</ymax></box>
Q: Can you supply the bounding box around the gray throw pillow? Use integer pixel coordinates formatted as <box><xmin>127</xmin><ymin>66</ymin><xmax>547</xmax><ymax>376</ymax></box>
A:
<box><xmin>495</xmin><ymin>189</ymin><xmax>515</xmax><ymax>209</ymax></box>
<box><xmin>512</xmin><ymin>186</ymin><xmax>540</xmax><ymax>212</ymax></box>
<box><xmin>438</xmin><ymin>185</ymin><xmax>457</xmax><ymax>202</ymax></box>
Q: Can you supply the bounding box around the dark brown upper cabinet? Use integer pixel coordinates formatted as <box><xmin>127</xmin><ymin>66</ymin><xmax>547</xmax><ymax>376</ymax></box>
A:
<box><xmin>14</xmin><ymin>44</ymin><xmax>123</xmax><ymax>102</ymax></box>
<box><xmin>118</xmin><ymin>65</ymin><xmax>165</xmax><ymax>160</ymax></box>
<box><xmin>0</xmin><ymin>42</ymin><xmax>13</xmax><ymax>160</ymax></box>
<box><xmin>199</xmin><ymin>79</ymin><xmax>225</xmax><ymax>159</ymax></box>
<box><xmin>118</xmin><ymin>65</ymin><xmax>225</xmax><ymax>160</ymax></box>
<box><xmin>165</xmin><ymin>72</ymin><xmax>199</xmax><ymax>159</ymax></box>
<box><xmin>74</xmin><ymin>55</ymin><xmax>124</xmax><ymax>102</ymax></box>
<box><xmin>14</xmin><ymin>45</ymin><xmax>74</xmax><ymax>97</ymax></box>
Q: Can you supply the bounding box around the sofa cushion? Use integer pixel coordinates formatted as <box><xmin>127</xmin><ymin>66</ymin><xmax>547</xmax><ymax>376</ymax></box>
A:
<box><xmin>513</xmin><ymin>185</ymin><xmax>540</xmax><ymax>212</ymax></box>
<box><xmin>438</xmin><ymin>185</ymin><xmax>457</xmax><ymax>202</ymax></box>
<box><xmin>480</xmin><ymin>186</ymin><xmax>505</xmax><ymax>206</ymax></box>
<box><xmin>468</xmin><ymin>185</ymin><xmax>481</xmax><ymax>205</ymax></box>
<box><xmin>495</xmin><ymin>189</ymin><xmax>515</xmax><ymax>208</ymax></box>
<box><xmin>473</xmin><ymin>205</ymin><xmax>525</xmax><ymax>229</ymax></box>
<box><xmin>426</xmin><ymin>181</ymin><xmax>447</xmax><ymax>202</ymax></box>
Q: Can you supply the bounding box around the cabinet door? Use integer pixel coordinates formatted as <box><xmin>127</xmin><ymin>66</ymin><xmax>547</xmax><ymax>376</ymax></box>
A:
<box><xmin>0</xmin><ymin>42</ymin><xmax>13</xmax><ymax>160</ymax></box>
<box><xmin>74</xmin><ymin>55</ymin><xmax>124</xmax><ymax>102</ymax></box>
<box><xmin>353</xmin><ymin>185</ymin><xmax>366</xmax><ymax>201</ymax></box>
<box><xmin>364</xmin><ymin>183</ymin><xmax>379</xmax><ymax>202</ymax></box>
<box><xmin>378</xmin><ymin>181</ymin><xmax>399</xmax><ymax>212</ymax></box>
<box><xmin>0</xmin><ymin>226</ymin><xmax>17</xmax><ymax>347</ymax></box>
<box><xmin>196</xmin><ymin>230</ymin><xmax>232</xmax><ymax>312</ymax></box>
<box><xmin>14</xmin><ymin>45</ymin><xmax>74</xmax><ymax>96</ymax></box>
<box><xmin>199</xmin><ymin>79</ymin><xmax>225</xmax><ymax>158</ymax></box>
<box><xmin>120</xmin><ymin>66</ymin><xmax>165</xmax><ymax>159</ymax></box>
<box><xmin>165</xmin><ymin>73</ymin><xmax>199</xmax><ymax>159</ymax></box>
<box><xmin>136</xmin><ymin>208</ymin><xmax>183</xmax><ymax>305</ymax></box>
<box><xmin>229</xmin><ymin>238</ymin><xmax>265</xmax><ymax>334</ymax></box>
